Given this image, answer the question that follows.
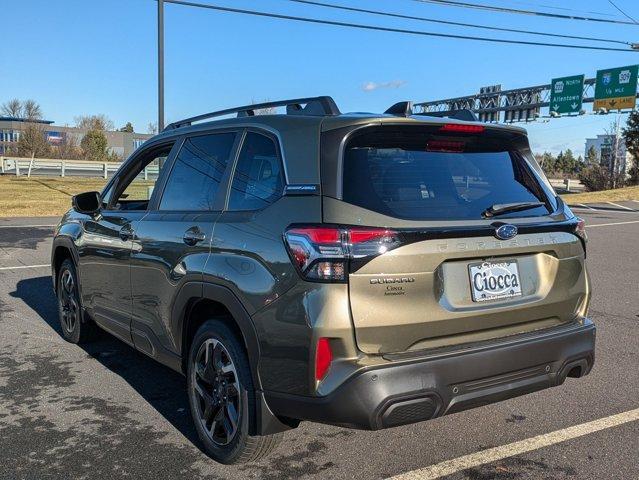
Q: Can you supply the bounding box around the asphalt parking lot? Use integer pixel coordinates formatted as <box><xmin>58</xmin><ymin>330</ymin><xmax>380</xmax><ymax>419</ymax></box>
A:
<box><xmin>0</xmin><ymin>204</ymin><xmax>637</xmax><ymax>480</ymax></box>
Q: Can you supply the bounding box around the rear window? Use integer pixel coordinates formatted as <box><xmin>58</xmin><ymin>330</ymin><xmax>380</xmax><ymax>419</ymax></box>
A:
<box><xmin>342</xmin><ymin>127</ymin><xmax>555</xmax><ymax>220</ymax></box>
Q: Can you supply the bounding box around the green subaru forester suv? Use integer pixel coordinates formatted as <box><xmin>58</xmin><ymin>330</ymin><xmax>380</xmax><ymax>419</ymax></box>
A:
<box><xmin>52</xmin><ymin>97</ymin><xmax>595</xmax><ymax>464</ymax></box>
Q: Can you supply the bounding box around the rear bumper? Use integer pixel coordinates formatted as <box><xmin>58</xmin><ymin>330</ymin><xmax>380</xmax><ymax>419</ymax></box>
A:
<box><xmin>265</xmin><ymin>319</ymin><xmax>595</xmax><ymax>430</ymax></box>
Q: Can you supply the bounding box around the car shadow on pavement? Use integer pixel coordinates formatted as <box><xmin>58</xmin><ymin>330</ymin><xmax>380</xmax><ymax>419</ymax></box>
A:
<box><xmin>0</xmin><ymin>226</ymin><xmax>54</xmax><ymax>250</ymax></box>
<box><xmin>10</xmin><ymin>275</ymin><xmax>201</xmax><ymax>447</ymax></box>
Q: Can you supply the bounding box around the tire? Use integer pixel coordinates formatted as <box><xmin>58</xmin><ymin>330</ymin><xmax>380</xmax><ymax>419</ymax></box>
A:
<box><xmin>56</xmin><ymin>258</ymin><xmax>97</xmax><ymax>344</ymax></box>
<box><xmin>187</xmin><ymin>319</ymin><xmax>280</xmax><ymax>464</ymax></box>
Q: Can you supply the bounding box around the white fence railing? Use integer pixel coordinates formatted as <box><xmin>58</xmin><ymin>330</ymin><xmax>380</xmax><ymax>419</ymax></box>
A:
<box><xmin>0</xmin><ymin>156</ymin><xmax>159</xmax><ymax>179</ymax></box>
<box><xmin>548</xmin><ymin>178</ymin><xmax>584</xmax><ymax>192</ymax></box>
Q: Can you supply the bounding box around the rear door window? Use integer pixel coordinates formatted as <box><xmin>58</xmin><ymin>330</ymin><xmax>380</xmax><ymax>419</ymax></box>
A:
<box><xmin>160</xmin><ymin>132</ymin><xmax>236</xmax><ymax>211</ymax></box>
<box><xmin>228</xmin><ymin>132</ymin><xmax>284</xmax><ymax>211</ymax></box>
<box><xmin>342</xmin><ymin>127</ymin><xmax>554</xmax><ymax>220</ymax></box>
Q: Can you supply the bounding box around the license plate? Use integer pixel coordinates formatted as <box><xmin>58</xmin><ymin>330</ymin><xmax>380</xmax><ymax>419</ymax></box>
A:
<box><xmin>468</xmin><ymin>260</ymin><xmax>522</xmax><ymax>302</ymax></box>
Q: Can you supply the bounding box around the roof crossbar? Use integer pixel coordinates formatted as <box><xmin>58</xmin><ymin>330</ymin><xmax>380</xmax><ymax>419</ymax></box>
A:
<box><xmin>163</xmin><ymin>96</ymin><xmax>340</xmax><ymax>131</ymax></box>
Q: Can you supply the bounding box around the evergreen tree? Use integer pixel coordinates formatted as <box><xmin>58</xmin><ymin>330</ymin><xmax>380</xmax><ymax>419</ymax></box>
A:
<box><xmin>622</xmin><ymin>110</ymin><xmax>639</xmax><ymax>185</ymax></box>
<box><xmin>81</xmin><ymin>129</ymin><xmax>109</xmax><ymax>161</ymax></box>
<box><xmin>119</xmin><ymin>122</ymin><xmax>134</xmax><ymax>133</ymax></box>
<box><xmin>555</xmin><ymin>151</ymin><xmax>565</xmax><ymax>174</ymax></box>
<box><xmin>586</xmin><ymin>145</ymin><xmax>598</xmax><ymax>165</ymax></box>
<box><xmin>539</xmin><ymin>151</ymin><xmax>555</xmax><ymax>174</ymax></box>
<box><xmin>563</xmin><ymin>148</ymin><xmax>577</xmax><ymax>175</ymax></box>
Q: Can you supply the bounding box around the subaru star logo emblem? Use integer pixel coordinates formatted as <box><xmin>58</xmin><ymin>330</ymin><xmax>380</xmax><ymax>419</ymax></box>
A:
<box><xmin>495</xmin><ymin>224</ymin><xmax>518</xmax><ymax>240</ymax></box>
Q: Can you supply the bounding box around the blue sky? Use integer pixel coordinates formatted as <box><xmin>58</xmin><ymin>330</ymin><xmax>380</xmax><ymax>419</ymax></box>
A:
<box><xmin>3</xmin><ymin>0</ymin><xmax>639</xmax><ymax>156</ymax></box>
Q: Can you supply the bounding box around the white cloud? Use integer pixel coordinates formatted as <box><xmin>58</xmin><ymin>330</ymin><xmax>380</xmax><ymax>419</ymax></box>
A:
<box><xmin>362</xmin><ymin>80</ymin><xmax>407</xmax><ymax>92</ymax></box>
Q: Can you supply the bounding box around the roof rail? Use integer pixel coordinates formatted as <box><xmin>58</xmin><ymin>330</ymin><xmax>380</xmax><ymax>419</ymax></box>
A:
<box><xmin>163</xmin><ymin>96</ymin><xmax>340</xmax><ymax>131</ymax></box>
<box><xmin>416</xmin><ymin>109</ymin><xmax>478</xmax><ymax>122</ymax></box>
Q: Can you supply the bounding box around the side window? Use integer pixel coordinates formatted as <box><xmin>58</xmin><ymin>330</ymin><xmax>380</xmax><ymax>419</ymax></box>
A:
<box><xmin>110</xmin><ymin>145</ymin><xmax>173</xmax><ymax>211</ymax></box>
<box><xmin>228</xmin><ymin>132</ymin><xmax>284</xmax><ymax>211</ymax></box>
<box><xmin>159</xmin><ymin>132</ymin><xmax>235</xmax><ymax>211</ymax></box>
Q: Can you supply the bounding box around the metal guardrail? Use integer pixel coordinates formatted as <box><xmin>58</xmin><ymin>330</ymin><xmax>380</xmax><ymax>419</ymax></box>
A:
<box><xmin>548</xmin><ymin>178</ymin><xmax>584</xmax><ymax>193</ymax></box>
<box><xmin>0</xmin><ymin>156</ymin><xmax>159</xmax><ymax>179</ymax></box>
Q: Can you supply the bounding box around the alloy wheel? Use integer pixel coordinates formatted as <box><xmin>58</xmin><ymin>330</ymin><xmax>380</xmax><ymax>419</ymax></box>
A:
<box><xmin>59</xmin><ymin>269</ymin><xmax>79</xmax><ymax>334</ymax></box>
<box><xmin>192</xmin><ymin>338</ymin><xmax>241</xmax><ymax>446</ymax></box>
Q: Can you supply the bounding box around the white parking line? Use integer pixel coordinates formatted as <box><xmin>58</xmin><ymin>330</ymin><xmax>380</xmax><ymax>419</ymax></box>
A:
<box><xmin>0</xmin><ymin>224</ymin><xmax>56</xmax><ymax>228</ymax></box>
<box><xmin>0</xmin><ymin>264</ymin><xmax>49</xmax><ymax>271</ymax></box>
<box><xmin>388</xmin><ymin>408</ymin><xmax>639</xmax><ymax>480</ymax></box>
<box><xmin>607</xmin><ymin>201</ymin><xmax>635</xmax><ymax>211</ymax></box>
<box><xmin>575</xmin><ymin>203</ymin><xmax>595</xmax><ymax>210</ymax></box>
<box><xmin>587</xmin><ymin>220</ymin><xmax>639</xmax><ymax>228</ymax></box>
<box><xmin>572</xmin><ymin>206</ymin><xmax>638</xmax><ymax>215</ymax></box>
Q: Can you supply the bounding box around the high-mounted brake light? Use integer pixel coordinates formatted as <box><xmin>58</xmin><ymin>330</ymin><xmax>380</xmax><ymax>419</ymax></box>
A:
<box><xmin>284</xmin><ymin>226</ymin><xmax>401</xmax><ymax>282</ymax></box>
<box><xmin>439</xmin><ymin>123</ymin><xmax>485</xmax><ymax>134</ymax></box>
<box><xmin>315</xmin><ymin>338</ymin><xmax>332</xmax><ymax>381</ymax></box>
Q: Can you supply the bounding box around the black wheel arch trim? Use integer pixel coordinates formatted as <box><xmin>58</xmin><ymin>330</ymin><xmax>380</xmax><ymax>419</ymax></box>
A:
<box><xmin>171</xmin><ymin>281</ymin><xmax>293</xmax><ymax>435</ymax></box>
<box><xmin>51</xmin><ymin>235</ymin><xmax>81</xmax><ymax>293</ymax></box>
<box><xmin>171</xmin><ymin>281</ymin><xmax>261</xmax><ymax>387</ymax></box>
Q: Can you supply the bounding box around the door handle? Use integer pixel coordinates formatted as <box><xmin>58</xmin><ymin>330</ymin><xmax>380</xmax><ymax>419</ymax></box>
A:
<box><xmin>183</xmin><ymin>227</ymin><xmax>206</xmax><ymax>246</ymax></box>
<box><xmin>119</xmin><ymin>224</ymin><xmax>134</xmax><ymax>241</ymax></box>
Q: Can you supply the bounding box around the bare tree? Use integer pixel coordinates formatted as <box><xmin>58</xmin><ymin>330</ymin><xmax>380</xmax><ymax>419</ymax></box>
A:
<box><xmin>603</xmin><ymin>116</ymin><xmax>627</xmax><ymax>189</ymax></box>
<box><xmin>22</xmin><ymin>99</ymin><xmax>43</xmax><ymax>120</ymax></box>
<box><xmin>17</xmin><ymin>123</ymin><xmax>50</xmax><ymax>159</ymax></box>
<box><xmin>74</xmin><ymin>114</ymin><xmax>114</xmax><ymax>131</ymax></box>
<box><xmin>147</xmin><ymin>121</ymin><xmax>158</xmax><ymax>134</ymax></box>
<box><xmin>1</xmin><ymin>99</ymin><xmax>23</xmax><ymax>117</ymax></box>
<box><xmin>52</xmin><ymin>134</ymin><xmax>83</xmax><ymax>160</ymax></box>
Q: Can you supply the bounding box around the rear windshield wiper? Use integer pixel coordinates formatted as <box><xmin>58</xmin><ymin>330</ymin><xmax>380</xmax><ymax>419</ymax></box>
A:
<box><xmin>482</xmin><ymin>201</ymin><xmax>545</xmax><ymax>218</ymax></box>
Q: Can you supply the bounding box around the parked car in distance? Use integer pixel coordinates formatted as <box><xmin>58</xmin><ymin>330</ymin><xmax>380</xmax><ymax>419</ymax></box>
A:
<box><xmin>52</xmin><ymin>96</ymin><xmax>595</xmax><ymax>464</ymax></box>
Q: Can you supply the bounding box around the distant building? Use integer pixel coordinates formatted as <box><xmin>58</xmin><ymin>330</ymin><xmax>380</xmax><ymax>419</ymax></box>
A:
<box><xmin>584</xmin><ymin>134</ymin><xmax>632</xmax><ymax>175</ymax></box>
<box><xmin>0</xmin><ymin>117</ymin><xmax>152</xmax><ymax>158</ymax></box>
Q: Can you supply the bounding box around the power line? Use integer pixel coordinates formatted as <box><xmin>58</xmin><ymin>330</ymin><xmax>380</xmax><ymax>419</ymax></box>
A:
<box><xmin>504</xmin><ymin>1</ymin><xmax>620</xmax><ymax>18</ymax></box>
<box><xmin>411</xmin><ymin>0</ymin><xmax>639</xmax><ymax>25</ymax></box>
<box><xmin>161</xmin><ymin>0</ymin><xmax>636</xmax><ymax>52</ymax></box>
<box><xmin>607</xmin><ymin>1</ymin><xmax>639</xmax><ymax>25</ymax></box>
<box><xmin>288</xmin><ymin>0</ymin><xmax>630</xmax><ymax>46</ymax></box>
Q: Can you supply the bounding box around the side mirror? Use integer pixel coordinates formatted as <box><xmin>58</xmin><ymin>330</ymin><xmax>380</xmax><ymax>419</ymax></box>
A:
<box><xmin>72</xmin><ymin>191</ymin><xmax>102</xmax><ymax>215</ymax></box>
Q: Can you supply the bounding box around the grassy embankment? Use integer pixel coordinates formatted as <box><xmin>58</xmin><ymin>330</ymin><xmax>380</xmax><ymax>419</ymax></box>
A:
<box><xmin>560</xmin><ymin>185</ymin><xmax>639</xmax><ymax>205</ymax></box>
<box><xmin>0</xmin><ymin>176</ymin><xmax>153</xmax><ymax>217</ymax></box>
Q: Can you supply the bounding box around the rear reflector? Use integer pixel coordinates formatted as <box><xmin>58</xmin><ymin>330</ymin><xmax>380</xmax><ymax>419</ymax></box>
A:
<box><xmin>315</xmin><ymin>338</ymin><xmax>332</xmax><ymax>381</ymax></box>
<box><xmin>439</xmin><ymin>123</ymin><xmax>485</xmax><ymax>134</ymax></box>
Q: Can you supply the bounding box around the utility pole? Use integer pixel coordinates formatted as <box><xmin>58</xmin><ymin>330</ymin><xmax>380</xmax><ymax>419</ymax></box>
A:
<box><xmin>612</xmin><ymin>115</ymin><xmax>621</xmax><ymax>189</ymax></box>
<box><xmin>158</xmin><ymin>0</ymin><xmax>165</xmax><ymax>131</ymax></box>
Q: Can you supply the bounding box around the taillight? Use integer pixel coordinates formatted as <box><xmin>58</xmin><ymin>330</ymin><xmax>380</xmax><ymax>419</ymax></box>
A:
<box><xmin>315</xmin><ymin>338</ymin><xmax>332</xmax><ymax>381</ymax></box>
<box><xmin>574</xmin><ymin>217</ymin><xmax>587</xmax><ymax>244</ymax></box>
<box><xmin>439</xmin><ymin>123</ymin><xmax>485</xmax><ymax>134</ymax></box>
<box><xmin>284</xmin><ymin>225</ymin><xmax>401</xmax><ymax>282</ymax></box>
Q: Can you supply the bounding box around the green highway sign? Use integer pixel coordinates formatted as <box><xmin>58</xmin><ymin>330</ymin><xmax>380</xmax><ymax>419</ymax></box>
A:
<box><xmin>594</xmin><ymin>65</ymin><xmax>638</xmax><ymax>111</ymax></box>
<box><xmin>550</xmin><ymin>74</ymin><xmax>584</xmax><ymax>114</ymax></box>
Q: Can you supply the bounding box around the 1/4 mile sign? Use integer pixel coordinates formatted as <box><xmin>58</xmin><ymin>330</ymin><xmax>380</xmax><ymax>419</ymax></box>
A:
<box><xmin>550</xmin><ymin>75</ymin><xmax>584</xmax><ymax>115</ymax></box>
<box><xmin>594</xmin><ymin>65</ymin><xmax>638</xmax><ymax>111</ymax></box>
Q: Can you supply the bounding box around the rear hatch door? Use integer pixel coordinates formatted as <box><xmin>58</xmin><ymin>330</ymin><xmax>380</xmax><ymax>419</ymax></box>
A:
<box><xmin>322</xmin><ymin>123</ymin><xmax>587</xmax><ymax>355</ymax></box>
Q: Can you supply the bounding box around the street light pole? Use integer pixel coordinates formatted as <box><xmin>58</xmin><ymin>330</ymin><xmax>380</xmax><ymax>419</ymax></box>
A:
<box><xmin>158</xmin><ymin>0</ymin><xmax>165</xmax><ymax>132</ymax></box>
